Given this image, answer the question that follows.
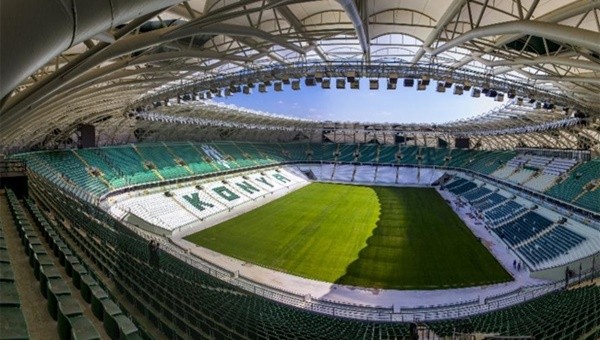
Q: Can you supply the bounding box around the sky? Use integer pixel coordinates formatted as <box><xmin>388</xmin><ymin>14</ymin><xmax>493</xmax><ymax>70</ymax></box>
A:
<box><xmin>213</xmin><ymin>78</ymin><xmax>504</xmax><ymax>124</ymax></box>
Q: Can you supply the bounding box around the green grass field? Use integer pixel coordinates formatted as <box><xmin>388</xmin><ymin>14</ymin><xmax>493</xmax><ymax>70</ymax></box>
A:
<box><xmin>185</xmin><ymin>183</ymin><xmax>512</xmax><ymax>289</ymax></box>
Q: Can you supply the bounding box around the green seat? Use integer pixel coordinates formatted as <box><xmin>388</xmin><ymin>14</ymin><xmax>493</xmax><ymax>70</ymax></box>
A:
<box><xmin>47</xmin><ymin>231</ymin><xmax>61</xmax><ymax>249</ymax></box>
<box><xmin>28</xmin><ymin>244</ymin><xmax>47</xmax><ymax>268</ymax></box>
<box><xmin>90</xmin><ymin>286</ymin><xmax>109</xmax><ymax>320</ymax></box>
<box><xmin>39</xmin><ymin>265</ymin><xmax>62</xmax><ymax>298</ymax></box>
<box><xmin>47</xmin><ymin>278</ymin><xmax>71</xmax><ymax>320</ymax></box>
<box><xmin>58</xmin><ymin>247</ymin><xmax>73</xmax><ymax>266</ymax></box>
<box><xmin>53</xmin><ymin>240</ymin><xmax>67</xmax><ymax>256</ymax></box>
<box><xmin>0</xmin><ymin>306</ymin><xmax>29</xmax><ymax>339</ymax></box>
<box><xmin>0</xmin><ymin>262</ymin><xmax>15</xmax><ymax>282</ymax></box>
<box><xmin>0</xmin><ymin>281</ymin><xmax>20</xmax><ymax>307</ymax></box>
<box><xmin>57</xmin><ymin>295</ymin><xmax>83</xmax><ymax>340</ymax></box>
<box><xmin>72</xmin><ymin>265</ymin><xmax>88</xmax><ymax>289</ymax></box>
<box><xmin>19</xmin><ymin>228</ymin><xmax>35</xmax><ymax>247</ymax></box>
<box><xmin>102</xmin><ymin>300</ymin><xmax>123</xmax><ymax>339</ymax></box>
<box><xmin>113</xmin><ymin>314</ymin><xmax>141</xmax><ymax>340</ymax></box>
<box><xmin>70</xmin><ymin>315</ymin><xmax>101</xmax><ymax>340</ymax></box>
<box><xmin>65</xmin><ymin>256</ymin><xmax>81</xmax><ymax>276</ymax></box>
<box><xmin>33</xmin><ymin>253</ymin><xmax>54</xmax><ymax>280</ymax></box>
<box><xmin>0</xmin><ymin>249</ymin><xmax>9</xmax><ymax>263</ymax></box>
<box><xmin>24</xmin><ymin>234</ymin><xmax>42</xmax><ymax>249</ymax></box>
<box><xmin>79</xmin><ymin>274</ymin><xmax>98</xmax><ymax>303</ymax></box>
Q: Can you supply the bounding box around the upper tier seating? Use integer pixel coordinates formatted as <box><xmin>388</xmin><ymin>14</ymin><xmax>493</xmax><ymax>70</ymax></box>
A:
<box><xmin>420</xmin><ymin>148</ymin><xmax>448</xmax><ymax>166</ymax></box>
<box><xmin>14</xmin><ymin>143</ymin><xmax>599</xmax><ymax>213</ymax></box>
<box><xmin>574</xmin><ymin>189</ymin><xmax>600</xmax><ymax>212</ymax></box>
<box><xmin>337</xmin><ymin>145</ymin><xmax>357</xmax><ymax>162</ymax></box>
<box><xmin>522</xmin><ymin>173</ymin><xmax>559</xmax><ymax>192</ymax></box>
<box><xmin>546</xmin><ymin>158</ymin><xmax>600</xmax><ymax>205</ymax></box>
<box><xmin>357</xmin><ymin>144</ymin><xmax>378</xmax><ymax>163</ymax></box>
<box><xmin>377</xmin><ymin>145</ymin><xmax>399</xmax><ymax>164</ymax></box>
<box><xmin>493</xmin><ymin>154</ymin><xmax>579</xmax><ymax>194</ymax></box>
<box><xmin>398</xmin><ymin>146</ymin><xmax>419</xmax><ymax>165</ymax></box>
<box><xmin>506</xmin><ymin>168</ymin><xmax>536</xmax><ymax>184</ymax></box>
<box><xmin>27</xmin><ymin>151</ymin><xmax>108</xmax><ymax>196</ymax></box>
<box><xmin>136</xmin><ymin>144</ymin><xmax>190</xmax><ymax>179</ymax></box>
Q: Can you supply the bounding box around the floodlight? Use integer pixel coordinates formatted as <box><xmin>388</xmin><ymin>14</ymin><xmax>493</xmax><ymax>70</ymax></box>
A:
<box><xmin>471</xmin><ymin>88</ymin><xmax>481</xmax><ymax>97</ymax></box>
<box><xmin>345</xmin><ymin>71</ymin><xmax>357</xmax><ymax>83</ymax></box>
<box><xmin>404</xmin><ymin>78</ymin><xmax>414</xmax><ymax>87</ymax></box>
<box><xmin>369</xmin><ymin>79</ymin><xmax>379</xmax><ymax>90</ymax></box>
<box><xmin>453</xmin><ymin>85</ymin><xmax>464</xmax><ymax>95</ymax></box>
<box><xmin>350</xmin><ymin>80</ymin><xmax>359</xmax><ymax>89</ymax></box>
<box><xmin>322</xmin><ymin>79</ymin><xmax>331</xmax><ymax>89</ymax></box>
<box><xmin>291</xmin><ymin>80</ymin><xmax>300</xmax><ymax>90</ymax></box>
<box><xmin>315</xmin><ymin>72</ymin><xmax>323</xmax><ymax>82</ymax></box>
<box><xmin>436</xmin><ymin>82</ymin><xmax>446</xmax><ymax>93</ymax></box>
<box><xmin>258</xmin><ymin>84</ymin><xmax>267</xmax><ymax>93</ymax></box>
<box><xmin>274</xmin><ymin>82</ymin><xmax>283</xmax><ymax>92</ymax></box>
<box><xmin>336</xmin><ymin>78</ymin><xmax>346</xmax><ymax>89</ymax></box>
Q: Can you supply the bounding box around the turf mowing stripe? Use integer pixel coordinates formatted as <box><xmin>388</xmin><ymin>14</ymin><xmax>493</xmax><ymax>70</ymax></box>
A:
<box><xmin>185</xmin><ymin>183</ymin><xmax>512</xmax><ymax>290</ymax></box>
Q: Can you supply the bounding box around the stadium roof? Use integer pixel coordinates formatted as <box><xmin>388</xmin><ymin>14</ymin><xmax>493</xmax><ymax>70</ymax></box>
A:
<box><xmin>1</xmin><ymin>0</ymin><xmax>599</xmax><ymax>151</ymax></box>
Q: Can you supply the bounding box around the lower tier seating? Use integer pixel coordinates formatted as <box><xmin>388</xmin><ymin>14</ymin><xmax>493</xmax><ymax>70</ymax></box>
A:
<box><xmin>518</xmin><ymin>226</ymin><xmax>586</xmax><ymax>265</ymax></box>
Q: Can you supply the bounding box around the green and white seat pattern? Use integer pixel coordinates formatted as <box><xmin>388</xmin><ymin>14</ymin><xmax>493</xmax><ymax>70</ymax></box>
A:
<box><xmin>112</xmin><ymin>169</ymin><xmax>306</xmax><ymax>232</ymax></box>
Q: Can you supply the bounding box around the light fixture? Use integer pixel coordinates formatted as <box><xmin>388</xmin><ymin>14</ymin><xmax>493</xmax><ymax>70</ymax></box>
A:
<box><xmin>291</xmin><ymin>80</ymin><xmax>300</xmax><ymax>90</ymax></box>
<box><xmin>369</xmin><ymin>79</ymin><xmax>379</xmax><ymax>90</ymax></box>
<box><xmin>436</xmin><ymin>82</ymin><xmax>446</xmax><ymax>93</ymax></box>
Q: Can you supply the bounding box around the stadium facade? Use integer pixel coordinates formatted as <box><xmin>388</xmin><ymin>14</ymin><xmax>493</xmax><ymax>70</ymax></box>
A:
<box><xmin>1</xmin><ymin>1</ymin><xmax>599</xmax><ymax>339</ymax></box>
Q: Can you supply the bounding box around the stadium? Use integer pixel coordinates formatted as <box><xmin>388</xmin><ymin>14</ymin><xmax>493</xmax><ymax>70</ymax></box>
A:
<box><xmin>0</xmin><ymin>0</ymin><xmax>599</xmax><ymax>339</ymax></box>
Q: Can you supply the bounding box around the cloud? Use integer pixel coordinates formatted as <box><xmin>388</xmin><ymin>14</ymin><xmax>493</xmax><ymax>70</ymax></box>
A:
<box><xmin>277</xmin><ymin>100</ymin><xmax>284</xmax><ymax>104</ymax></box>
<box><xmin>308</xmin><ymin>108</ymin><xmax>317</xmax><ymax>113</ymax></box>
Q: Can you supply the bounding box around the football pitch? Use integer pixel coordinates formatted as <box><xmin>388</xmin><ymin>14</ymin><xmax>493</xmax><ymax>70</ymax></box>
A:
<box><xmin>185</xmin><ymin>183</ymin><xmax>512</xmax><ymax>289</ymax></box>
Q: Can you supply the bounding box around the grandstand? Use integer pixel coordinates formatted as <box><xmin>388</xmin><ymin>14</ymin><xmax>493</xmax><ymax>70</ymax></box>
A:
<box><xmin>1</xmin><ymin>1</ymin><xmax>600</xmax><ymax>339</ymax></box>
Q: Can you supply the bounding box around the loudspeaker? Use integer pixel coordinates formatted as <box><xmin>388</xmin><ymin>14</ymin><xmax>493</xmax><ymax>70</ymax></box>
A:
<box><xmin>79</xmin><ymin>124</ymin><xmax>96</xmax><ymax>148</ymax></box>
